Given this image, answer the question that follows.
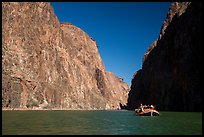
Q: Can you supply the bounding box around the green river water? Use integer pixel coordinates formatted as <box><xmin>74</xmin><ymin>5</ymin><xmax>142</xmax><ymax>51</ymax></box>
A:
<box><xmin>2</xmin><ymin>110</ymin><xmax>202</xmax><ymax>135</ymax></box>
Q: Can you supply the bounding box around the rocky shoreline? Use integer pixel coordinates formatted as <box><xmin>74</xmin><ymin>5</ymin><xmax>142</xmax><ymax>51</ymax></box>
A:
<box><xmin>2</xmin><ymin>107</ymin><xmax>123</xmax><ymax>111</ymax></box>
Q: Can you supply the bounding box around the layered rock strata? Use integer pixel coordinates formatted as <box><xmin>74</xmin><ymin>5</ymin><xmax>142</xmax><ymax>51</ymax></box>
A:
<box><xmin>2</xmin><ymin>2</ymin><xmax>129</xmax><ymax>110</ymax></box>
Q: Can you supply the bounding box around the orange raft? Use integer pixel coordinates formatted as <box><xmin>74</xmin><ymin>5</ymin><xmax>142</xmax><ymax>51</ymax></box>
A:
<box><xmin>135</xmin><ymin>105</ymin><xmax>159</xmax><ymax>116</ymax></box>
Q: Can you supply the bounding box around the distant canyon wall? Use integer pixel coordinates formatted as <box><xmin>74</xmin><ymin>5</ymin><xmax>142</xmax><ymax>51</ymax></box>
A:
<box><xmin>2</xmin><ymin>2</ymin><xmax>129</xmax><ymax>110</ymax></box>
<box><xmin>127</xmin><ymin>2</ymin><xmax>202</xmax><ymax>111</ymax></box>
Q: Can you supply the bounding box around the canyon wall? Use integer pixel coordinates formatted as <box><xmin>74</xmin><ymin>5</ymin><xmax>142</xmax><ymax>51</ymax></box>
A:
<box><xmin>127</xmin><ymin>2</ymin><xmax>202</xmax><ymax>111</ymax></box>
<box><xmin>2</xmin><ymin>2</ymin><xmax>129</xmax><ymax>110</ymax></box>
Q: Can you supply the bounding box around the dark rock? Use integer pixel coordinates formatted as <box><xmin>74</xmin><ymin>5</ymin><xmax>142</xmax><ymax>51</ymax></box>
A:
<box><xmin>127</xmin><ymin>2</ymin><xmax>202</xmax><ymax>112</ymax></box>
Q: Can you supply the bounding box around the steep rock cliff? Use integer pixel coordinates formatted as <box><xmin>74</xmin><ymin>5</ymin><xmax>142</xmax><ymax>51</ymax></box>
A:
<box><xmin>127</xmin><ymin>2</ymin><xmax>202</xmax><ymax>111</ymax></box>
<box><xmin>2</xmin><ymin>2</ymin><xmax>129</xmax><ymax>110</ymax></box>
<box><xmin>106</xmin><ymin>72</ymin><xmax>129</xmax><ymax>109</ymax></box>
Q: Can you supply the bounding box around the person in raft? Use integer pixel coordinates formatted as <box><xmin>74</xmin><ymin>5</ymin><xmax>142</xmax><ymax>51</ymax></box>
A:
<box><xmin>140</xmin><ymin>104</ymin><xmax>144</xmax><ymax>112</ymax></box>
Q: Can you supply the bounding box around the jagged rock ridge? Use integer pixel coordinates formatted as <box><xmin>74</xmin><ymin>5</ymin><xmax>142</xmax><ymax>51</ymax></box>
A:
<box><xmin>127</xmin><ymin>2</ymin><xmax>202</xmax><ymax>111</ymax></box>
<box><xmin>2</xmin><ymin>2</ymin><xmax>129</xmax><ymax>110</ymax></box>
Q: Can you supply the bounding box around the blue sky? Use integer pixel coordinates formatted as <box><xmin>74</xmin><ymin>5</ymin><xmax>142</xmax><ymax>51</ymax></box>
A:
<box><xmin>50</xmin><ymin>2</ymin><xmax>172</xmax><ymax>86</ymax></box>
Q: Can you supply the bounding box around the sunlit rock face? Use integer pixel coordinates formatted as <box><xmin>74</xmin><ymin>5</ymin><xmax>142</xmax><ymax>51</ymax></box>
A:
<box><xmin>2</xmin><ymin>2</ymin><xmax>129</xmax><ymax>110</ymax></box>
<box><xmin>105</xmin><ymin>72</ymin><xmax>129</xmax><ymax>109</ymax></box>
<box><xmin>127</xmin><ymin>2</ymin><xmax>202</xmax><ymax>111</ymax></box>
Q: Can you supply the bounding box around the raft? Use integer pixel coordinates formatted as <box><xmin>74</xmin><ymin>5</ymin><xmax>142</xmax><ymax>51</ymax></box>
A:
<box><xmin>135</xmin><ymin>109</ymin><xmax>159</xmax><ymax>116</ymax></box>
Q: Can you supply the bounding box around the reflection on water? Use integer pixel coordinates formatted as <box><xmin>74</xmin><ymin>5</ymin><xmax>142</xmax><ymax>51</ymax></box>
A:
<box><xmin>2</xmin><ymin>110</ymin><xmax>202</xmax><ymax>135</ymax></box>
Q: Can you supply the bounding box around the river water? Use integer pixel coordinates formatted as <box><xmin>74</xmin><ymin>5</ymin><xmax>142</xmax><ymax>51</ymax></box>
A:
<box><xmin>2</xmin><ymin>110</ymin><xmax>202</xmax><ymax>135</ymax></box>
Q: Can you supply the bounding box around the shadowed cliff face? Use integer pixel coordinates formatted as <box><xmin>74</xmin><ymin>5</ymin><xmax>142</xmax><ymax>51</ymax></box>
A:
<box><xmin>2</xmin><ymin>2</ymin><xmax>129</xmax><ymax>110</ymax></box>
<box><xmin>127</xmin><ymin>2</ymin><xmax>202</xmax><ymax>111</ymax></box>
